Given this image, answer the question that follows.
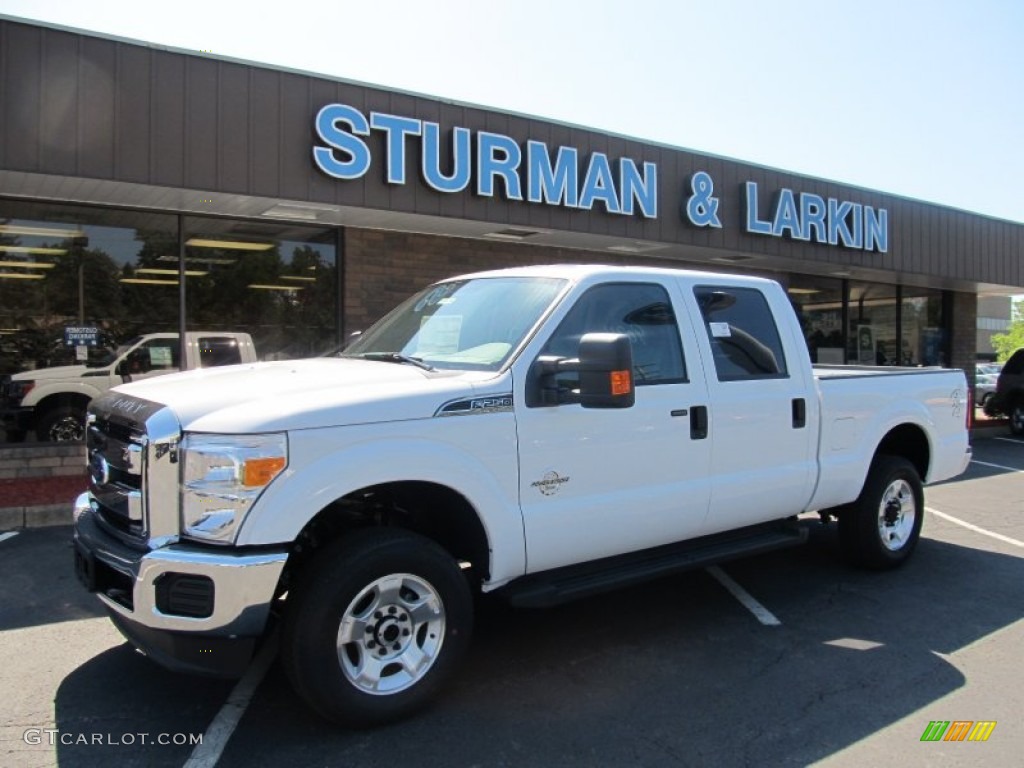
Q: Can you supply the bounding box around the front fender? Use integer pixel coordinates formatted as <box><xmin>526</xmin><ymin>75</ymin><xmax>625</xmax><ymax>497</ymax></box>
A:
<box><xmin>22</xmin><ymin>379</ymin><xmax>110</xmax><ymax>409</ymax></box>
<box><xmin>234</xmin><ymin>422</ymin><xmax>524</xmax><ymax>587</ymax></box>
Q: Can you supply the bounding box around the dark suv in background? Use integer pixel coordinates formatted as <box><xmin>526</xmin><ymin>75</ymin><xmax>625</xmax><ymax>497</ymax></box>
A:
<box><xmin>984</xmin><ymin>349</ymin><xmax>1024</xmax><ymax>434</ymax></box>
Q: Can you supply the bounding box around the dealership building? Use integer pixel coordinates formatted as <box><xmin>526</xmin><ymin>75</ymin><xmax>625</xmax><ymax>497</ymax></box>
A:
<box><xmin>2</xmin><ymin>13</ymin><xmax>1024</xmax><ymax>429</ymax></box>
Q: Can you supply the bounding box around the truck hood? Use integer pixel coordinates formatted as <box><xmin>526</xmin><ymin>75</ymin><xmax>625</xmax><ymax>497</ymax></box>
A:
<box><xmin>109</xmin><ymin>358</ymin><xmax>501</xmax><ymax>433</ymax></box>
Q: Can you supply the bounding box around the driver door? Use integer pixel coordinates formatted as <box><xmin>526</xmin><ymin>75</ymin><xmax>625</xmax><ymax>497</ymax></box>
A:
<box><xmin>514</xmin><ymin>281</ymin><xmax>713</xmax><ymax>574</ymax></box>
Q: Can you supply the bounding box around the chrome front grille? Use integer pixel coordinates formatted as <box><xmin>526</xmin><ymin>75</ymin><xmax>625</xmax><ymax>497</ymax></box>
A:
<box><xmin>88</xmin><ymin>418</ymin><xmax>147</xmax><ymax>542</ymax></box>
<box><xmin>87</xmin><ymin>393</ymin><xmax>182</xmax><ymax>549</ymax></box>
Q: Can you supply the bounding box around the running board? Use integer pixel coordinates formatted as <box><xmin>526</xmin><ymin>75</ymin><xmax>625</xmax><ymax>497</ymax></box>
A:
<box><xmin>498</xmin><ymin>520</ymin><xmax>808</xmax><ymax>608</ymax></box>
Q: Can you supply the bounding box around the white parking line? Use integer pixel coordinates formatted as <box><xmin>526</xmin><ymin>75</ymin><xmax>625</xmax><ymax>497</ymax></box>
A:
<box><xmin>0</xmin><ymin>531</ymin><xmax>18</xmax><ymax>544</ymax></box>
<box><xmin>993</xmin><ymin>437</ymin><xmax>1024</xmax><ymax>445</ymax></box>
<box><xmin>183</xmin><ymin>630</ymin><xmax>279</xmax><ymax>768</ymax></box>
<box><xmin>927</xmin><ymin>507</ymin><xmax>1024</xmax><ymax>550</ymax></box>
<box><xmin>706</xmin><ymin>565</ymin><xmax>781</xmax><ymax>626</ymax></box>
<box><xmin>971</xmin><ymin>459</ymin><xmax>1024</xmax><ymax>473</ymax></box>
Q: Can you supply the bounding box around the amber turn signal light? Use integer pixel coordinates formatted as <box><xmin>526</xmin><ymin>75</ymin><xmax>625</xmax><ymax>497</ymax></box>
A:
<box><xmin>610</xmin><ymin>370</ymin><xmax>632</xmax><ymax>396</ymax></box>
<box><xmin>243</xmin><ymin>456</ymin><xmax>287</xmax><ymax>487</ymax></box>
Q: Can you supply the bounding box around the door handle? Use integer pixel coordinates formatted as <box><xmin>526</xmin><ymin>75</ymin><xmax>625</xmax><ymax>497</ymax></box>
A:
<box><xmin>792</xmin><ymin>398</ymin><xmax>806</xmax><ymax>429</ymax></box>
<box><xmin>690</xmin><ymin>405</ymin><xmax>708</xmax><ymax>440</ymax></box>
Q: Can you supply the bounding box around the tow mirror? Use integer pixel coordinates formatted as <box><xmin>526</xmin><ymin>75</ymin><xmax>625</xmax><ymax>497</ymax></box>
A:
<box><xmin>530</xmin><ymin>332</ymin><xmax>635</xmax><ymax>408</ymax></box>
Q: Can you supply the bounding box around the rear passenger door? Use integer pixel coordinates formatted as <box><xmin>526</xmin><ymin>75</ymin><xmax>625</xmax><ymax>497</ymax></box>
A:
<box><xmin>689</xmin><ymin>283</ymin><xmax>817</xmax><ymax>532</ymax></box>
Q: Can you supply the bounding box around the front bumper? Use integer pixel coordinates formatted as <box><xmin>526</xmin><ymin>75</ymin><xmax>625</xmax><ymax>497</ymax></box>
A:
<box><xmin>72</xmin><ymin>493</ymin><xmax>288</xmax><ymax>677</ymax></box>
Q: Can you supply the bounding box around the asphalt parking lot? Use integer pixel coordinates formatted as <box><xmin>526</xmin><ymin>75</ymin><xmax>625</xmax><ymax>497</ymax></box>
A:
<box><xmin>1</xmin><ymin>435</ymin><xmax>1022</xmax><ymax>768</ymax></box>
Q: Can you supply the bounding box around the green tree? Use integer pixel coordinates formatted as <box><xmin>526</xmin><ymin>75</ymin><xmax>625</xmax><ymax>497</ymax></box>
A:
<box><xmin>991</xmin><ymin>299</ymin><xmax>1024</xmax><ymax>361</ymax></box>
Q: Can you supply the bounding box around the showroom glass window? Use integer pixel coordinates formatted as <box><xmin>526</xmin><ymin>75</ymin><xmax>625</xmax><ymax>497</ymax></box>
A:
<box><xmin>0</xmin><ymin>201</ymin><xmax>177</xmax><ymax>443</ymax></box>
<box><xmin>183</xmin><ymin>218</ymin><xmax>337</xmax><ymax>360</ymax></box>
<box><xmin>901</xmin><ymin>287</ymin><xmax>946</xmax><ymax>366</ymax></box>
<box><xmin>848</xmin><ymin>281</ymin><xmax>899</xmax><ymax>365</ymax></box>
<box><xmin>786</xmin><ymin>275</ymin><xmax>845</xmax><ymax>364</ymax></box>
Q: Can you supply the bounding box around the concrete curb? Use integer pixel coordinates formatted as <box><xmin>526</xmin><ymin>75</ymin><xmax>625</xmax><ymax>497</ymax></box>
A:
<box><xmin>0</xmin><ymin>503</ymin><xmax>72</xmax><ymax>530</ymax></box>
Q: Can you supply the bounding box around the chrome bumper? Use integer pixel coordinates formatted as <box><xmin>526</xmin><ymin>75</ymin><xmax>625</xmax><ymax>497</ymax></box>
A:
<box><xmin>73</xmin><ymin>492</ymin><xmax>287</xmax><ymax>638</ymax></box>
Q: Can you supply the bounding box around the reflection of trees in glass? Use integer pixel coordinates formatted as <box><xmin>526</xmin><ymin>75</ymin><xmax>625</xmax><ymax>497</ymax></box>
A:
<box><xmin>119</xmin><ymin>230</ymin><xmax>181</xmax><ymax>337</ymax></box>
<box><xmin>186</xmin><ymin>243</ymin><xmax>336</xmax><ymax>359</ymax></box>
<box><xmin>0</xmin><ymin>232</ymin><xmax>124</xmax><ymax>371</ymax></box>
<box><xmin>45</xmin><ymin>247</ymin><xmax>122</xmax><ymax>322</ymax></box>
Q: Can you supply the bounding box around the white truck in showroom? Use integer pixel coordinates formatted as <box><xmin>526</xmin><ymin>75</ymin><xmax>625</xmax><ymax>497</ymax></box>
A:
<box><xmin>1</xmin><ymin>332</ymin><xmax>256</xmax><ymax>442</ymax></box>
<box><xmin>71</xmin><ymin>265</ymin><xmax>971</xmax><ymax>727</ymax></box>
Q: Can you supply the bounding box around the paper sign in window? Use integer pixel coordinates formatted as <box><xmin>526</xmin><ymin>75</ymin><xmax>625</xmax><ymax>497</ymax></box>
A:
<box><xmin>149</xmin><ymin>346</ymin><xmax>173</xmax><ymax>366</ymax></box>
<box><xmin>418</xmin><ymin>315</ymin><xmax>462</xmax><ymax>354</ymax></box>
<box><xmin>710</xmin><ymin>322</ymin><xmax>732</xmax><ymax>338</ymax></box>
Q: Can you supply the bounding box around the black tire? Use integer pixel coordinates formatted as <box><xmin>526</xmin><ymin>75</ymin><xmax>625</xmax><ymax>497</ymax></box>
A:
<box><xmin>839</xmin><ymin>455</ymin><xmax>924</xmax><ymax>570</ymax></box>
<box><xmin>282</xmin><ymin>528</ymin><xmax>473</xmax><ymax>728</ymax></box>
<box><xmin>1010</xmin><ymin>399</ymin><xmax>1024</xmax><ymax>435</ymax></box>
<box><xmin>36</xmin><ymin>404</ymin><xmax>86</xmax><ymax>442</ymax></box>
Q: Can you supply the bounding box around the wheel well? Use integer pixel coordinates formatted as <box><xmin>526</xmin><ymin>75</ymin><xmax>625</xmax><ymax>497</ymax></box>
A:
<box><xmin>286</xmin><ymin>481</ymin><xmax>491</xmax><ymax>589</ymax></box>
<box><xmin>875</xmin><ymin>424</ymin><xmax>929</xmax><ymax>480</ymax></box>
<box><xmin>35</xmin><ymin>393</ymin><xmax>91</xmax><ymax>421</ymax></box>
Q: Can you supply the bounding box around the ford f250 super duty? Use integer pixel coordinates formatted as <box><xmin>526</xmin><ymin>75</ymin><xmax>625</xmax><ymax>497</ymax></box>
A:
<box><xmin>70</xmin><ymin>265</ymin><xmax>971</xmax><ymax>727</ymax></box>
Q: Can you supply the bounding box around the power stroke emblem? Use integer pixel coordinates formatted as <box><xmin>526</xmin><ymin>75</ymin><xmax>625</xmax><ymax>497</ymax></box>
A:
<box><xmin>531</xmin><ymin>471</ymin><xmax>570</xmax><ymax>497</ymax></box>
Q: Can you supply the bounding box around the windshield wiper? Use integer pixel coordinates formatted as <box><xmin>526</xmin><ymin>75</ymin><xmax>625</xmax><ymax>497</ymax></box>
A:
<box><xmin>353</xmin><ymin>352</ymin><xmax>435</xmax><ymax>371</ymax></box>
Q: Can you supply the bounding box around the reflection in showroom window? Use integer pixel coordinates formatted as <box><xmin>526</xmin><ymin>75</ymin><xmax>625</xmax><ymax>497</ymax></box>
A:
<box><xmin>183</xmin><ymin>219</ymin><xmax>337</xmax><ymax>363</ymax></box>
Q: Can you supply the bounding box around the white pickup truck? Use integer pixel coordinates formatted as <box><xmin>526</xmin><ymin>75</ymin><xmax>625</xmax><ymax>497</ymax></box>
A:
<box><xmin>71</xmin><ymin>265</ymin><xmax>970</xmax><ymax>727</ymax></box>
<box><xmin>1</xmin><ymin>332</ymin><xmax>256</xmax><ymax>442</ymax></box>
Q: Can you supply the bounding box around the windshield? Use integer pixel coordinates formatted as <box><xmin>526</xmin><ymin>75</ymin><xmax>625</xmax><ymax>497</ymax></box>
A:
<box><xmin>341</xmin><ymin>277</ymin><xmax>567</xmax><ymax>372</ymax></box>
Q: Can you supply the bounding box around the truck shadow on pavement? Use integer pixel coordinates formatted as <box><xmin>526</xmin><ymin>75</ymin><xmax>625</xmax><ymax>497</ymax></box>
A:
<box><xmin>52</xmin><ymin>643</ymin><xmax>234</xmax><ymax>767</ymax></box>
<box><xmin>0</xmin><ymin>526</ymin><xmax>105</xmax><ymax>632</ymax></box>
<box><xmin>51</xmin><ymin>522</ymin><xmax>1023</xmax><ymax>767</ymax></box>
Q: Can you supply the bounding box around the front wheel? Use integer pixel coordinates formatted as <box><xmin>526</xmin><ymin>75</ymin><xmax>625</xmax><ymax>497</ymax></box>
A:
<box><xmin>282</xmin><ymin>528</ymin><xmax>473</xmax><ymax>728</ymax></box>
<box><xmin>37</xmin><ymin>404</ymin><xmax>86</xmax><ymax>442</ymax></box>
<box><xmin>839</xmin><ymin>455</ymin><xmax>924</xmax><ymax>569</ymax></box>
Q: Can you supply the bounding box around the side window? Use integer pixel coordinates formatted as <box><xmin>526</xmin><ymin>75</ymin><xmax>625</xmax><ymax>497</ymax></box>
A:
<box><xmin>695</xmin><ymin>285</ymin><xmax>788</xmax><ymax>381</ymax></box>
<box><xmin>126</xmin><ymin>339</ymin><xmax>180</xmax><ymax>374</ymax></box>
<box><xmin>198</xmin><ymin>337</ymin><xmax>243</xmax><ymax>367</ymax></box>
<box><xmin>542</xmin><ymin>283</ymin><xmax>686</xmax><ymax>385</ymax></box>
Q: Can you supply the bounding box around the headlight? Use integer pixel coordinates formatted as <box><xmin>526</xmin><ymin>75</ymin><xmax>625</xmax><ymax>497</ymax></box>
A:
<box><xmin>181</xmin><ymin>433</ymin><xmax>288</xmax><ymax>544</ymax></box>
<box><xmin>4</xmin><ymin>379</ymin><xmax>35</xmax><ymax>403</ymax></box>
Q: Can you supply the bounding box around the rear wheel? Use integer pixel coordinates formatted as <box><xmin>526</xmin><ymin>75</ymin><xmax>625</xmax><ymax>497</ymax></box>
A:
<box><xmin>839</xmin><ymin>455</ymin><xmax>924</xmax><ymax>569</ymax></box>
<box><xmin>282</xmin><ymin>528</ymin><xmax>473</xmax><ymax>728</ymax></box>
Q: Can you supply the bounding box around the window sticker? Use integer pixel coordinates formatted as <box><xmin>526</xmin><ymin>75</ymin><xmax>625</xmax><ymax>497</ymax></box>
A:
<box><xmin>149</xmin><ymin>346</ymin><xmax>173</xmax><ymax>366</ymax></box>
<box><xmin>418</xmin><ymin>315</ymin><xmax>462</xmax><ymax>354</ymax></box>
<box><xmin>710</xmin><ymin>322</ymin><xmax>732</xmax><ymax>338</ymax></box>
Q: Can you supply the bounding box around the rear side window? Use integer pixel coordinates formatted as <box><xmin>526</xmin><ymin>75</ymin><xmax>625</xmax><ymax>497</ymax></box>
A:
<box><xmin>695</xmin><ymin>285</ymin><xmax>788</xmax><ymax>381</ymax></box>
<box><xmin>198</xmin><ymin>337</ymin><xmax>243</xmax><ymax>367</ymax></box>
